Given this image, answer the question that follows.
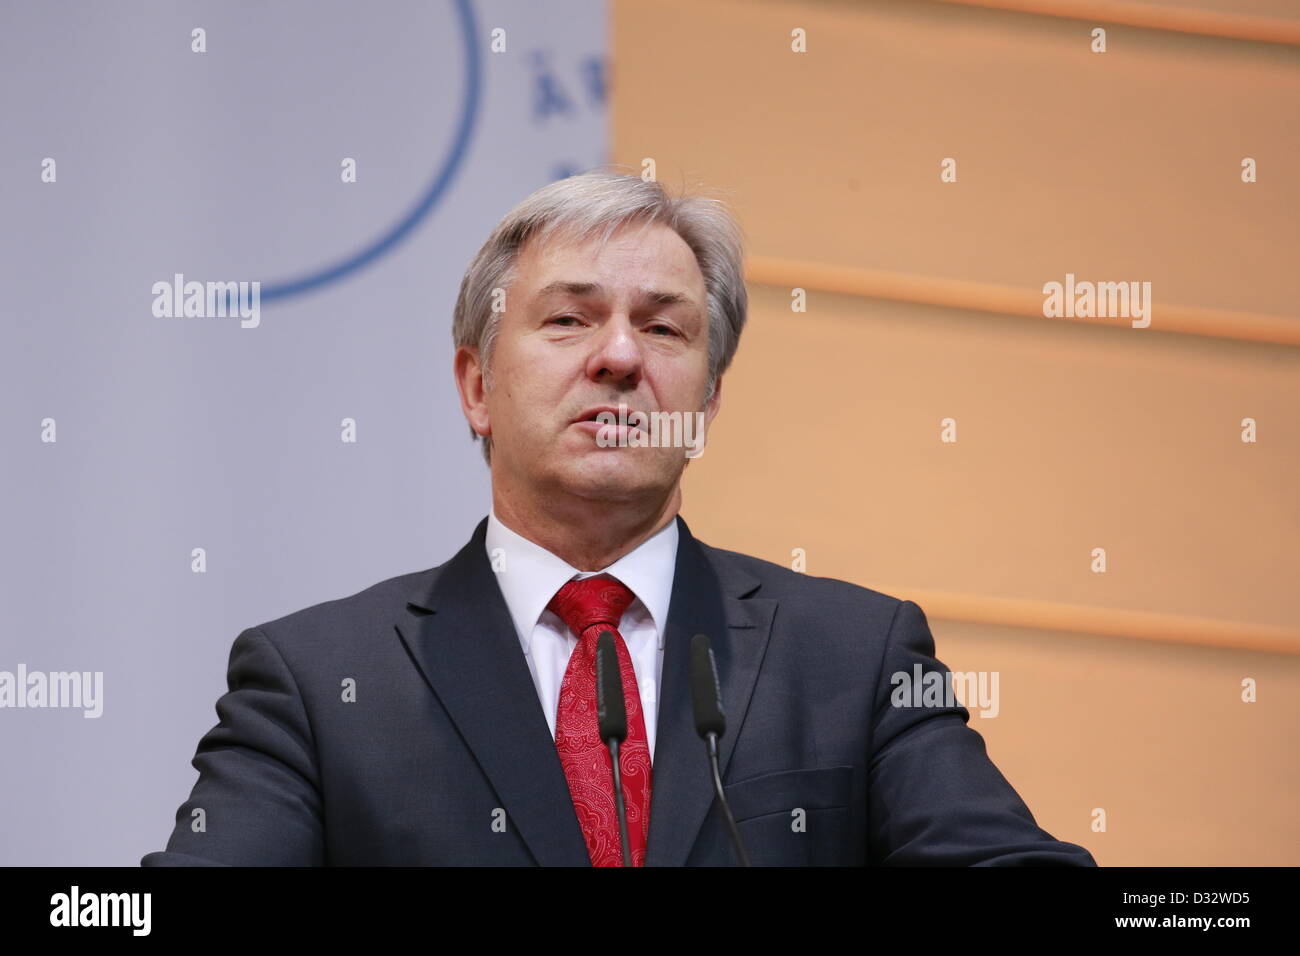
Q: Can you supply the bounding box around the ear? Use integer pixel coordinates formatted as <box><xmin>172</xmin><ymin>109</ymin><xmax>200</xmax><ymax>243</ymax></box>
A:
<box><xmin>454</xmin><ymin>346</ymin><xmax>491</xmax><ymax>439</ymax></box>
<box><xmin>685</xmin><ymin>377</ymin><xmax>722</xmax><ymax>464</ymax></box>
<box><xmin>704</xmin><ymin>376</ymin><xmax>723</xmax><ymax>429</ymax></box>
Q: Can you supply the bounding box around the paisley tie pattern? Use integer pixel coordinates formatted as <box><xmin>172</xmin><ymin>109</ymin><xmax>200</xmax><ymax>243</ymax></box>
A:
<box><xmin>546</xmin><ymin>574</ymin><xmax>652</xmax><ymax>867</ymax></box>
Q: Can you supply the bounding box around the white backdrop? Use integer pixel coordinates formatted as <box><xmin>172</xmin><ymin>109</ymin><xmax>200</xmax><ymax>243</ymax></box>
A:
<box><xmin>0</xmin><ymin>0</ymin><xmax>607</xmax><ymax>865</ymax></box>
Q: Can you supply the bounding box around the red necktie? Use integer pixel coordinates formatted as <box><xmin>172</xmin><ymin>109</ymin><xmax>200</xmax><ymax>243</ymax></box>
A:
<box><xmin>546</xmin><ymin>574</ymin><xmax>653</xmax><ymax>866</ymax></box>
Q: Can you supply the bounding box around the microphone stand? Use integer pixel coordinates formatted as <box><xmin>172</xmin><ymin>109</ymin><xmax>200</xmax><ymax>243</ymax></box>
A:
<box><xmin>596</xmin><ymin>631</ymin><xmax>632</xmax><ymax>867</ymax></box>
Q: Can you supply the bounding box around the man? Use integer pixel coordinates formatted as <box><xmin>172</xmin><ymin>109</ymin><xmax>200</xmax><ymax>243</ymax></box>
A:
<box><xmin>142</xmin><ymin>171</ymin><xmax>1096</xmax><ymax>866</ymax></box>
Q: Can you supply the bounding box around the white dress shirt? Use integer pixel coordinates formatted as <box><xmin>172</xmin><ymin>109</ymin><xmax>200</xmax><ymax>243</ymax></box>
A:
<box><xmin>484</xmin><ymin>509</ymin><xmax>679</xmax><ymax>761</ymax></box>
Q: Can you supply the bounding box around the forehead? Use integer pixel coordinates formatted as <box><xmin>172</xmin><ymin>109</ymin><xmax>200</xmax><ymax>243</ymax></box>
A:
<box><xmin>513</xmin><ymin>221</ymin><xmax>706</xmax><ymax>299</ymax></box>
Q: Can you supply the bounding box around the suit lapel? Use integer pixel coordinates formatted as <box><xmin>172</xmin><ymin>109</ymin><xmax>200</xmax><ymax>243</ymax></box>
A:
<box><xmin>644</xmin><ymin>516</ymin><xmax>775</xmax><ymax>866</ymax></box>
<box><xmin>395</xmin><ymin>517</ymin><xmax>591</xmax><ymax>866</ymax></box>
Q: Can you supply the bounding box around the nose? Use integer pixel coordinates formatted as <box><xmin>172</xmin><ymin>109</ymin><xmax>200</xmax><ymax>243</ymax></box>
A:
<box><xmin>584</xmin><ymin>313</ymin><xmax>643</xmax><ymax>386</ymax></box>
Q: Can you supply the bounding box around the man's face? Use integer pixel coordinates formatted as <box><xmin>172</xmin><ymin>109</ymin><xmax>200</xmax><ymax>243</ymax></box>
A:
<box><xmin>467</xmin><ymin>220</ymin><xmax>720</xmax><ymax>503</ymax></box>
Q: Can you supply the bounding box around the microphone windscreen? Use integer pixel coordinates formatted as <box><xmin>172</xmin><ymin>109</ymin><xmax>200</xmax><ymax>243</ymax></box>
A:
<box><xmin>596</xmin><ymin>631</ymin><xmax>628</xmax><ymax>743</ymax></box>
<box><xmin>690</xmin><ymin>633</ymin><xmax>726</xmax><ymax>738</ymax></box>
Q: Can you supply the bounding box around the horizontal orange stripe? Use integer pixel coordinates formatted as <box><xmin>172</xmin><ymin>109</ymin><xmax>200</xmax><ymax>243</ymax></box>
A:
<box><xmin>938</xmin><ymin>0</ymin><xmax>1300</xmax><ymax>46</ymax></box>
<box><xmin>871</xmin><ymin>583</ymin><xmax>1300</xmax><ymax>655</ymax></box>
<box><xmin>746</xmin><ymin>257</ymin><xmax>1300</xmax><ymax>348</ymax></box>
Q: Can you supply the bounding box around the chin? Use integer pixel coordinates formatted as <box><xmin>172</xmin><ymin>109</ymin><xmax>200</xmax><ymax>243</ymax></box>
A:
<box><xmin>563</xmin><ymin>460</ymin><xmax>664</xmax><ymax>501</ymax></box>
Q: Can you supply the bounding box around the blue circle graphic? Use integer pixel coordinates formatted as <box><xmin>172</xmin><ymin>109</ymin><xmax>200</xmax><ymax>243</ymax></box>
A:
<box><xmin>262</xmin><ymin>0</ymin><xmax>481</xmax><ymax>302</ymax></box>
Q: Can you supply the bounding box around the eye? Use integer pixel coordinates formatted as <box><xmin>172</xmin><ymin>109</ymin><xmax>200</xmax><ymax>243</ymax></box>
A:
<box><xmin>549</xmin><ymin>315</ymin><xmax>582</xmax><ymax>327</ymax></box>
<box><xmin>648</xmin><ymin>324</ymin><xmax>677</xmax><ymax>336</ymax></box>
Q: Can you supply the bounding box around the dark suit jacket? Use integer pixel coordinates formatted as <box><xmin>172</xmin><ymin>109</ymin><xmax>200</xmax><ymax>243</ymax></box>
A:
<box><xmin>142</xmin><ymin>515</ymin><xmax>1096</xmax><ymax>866</ymax></box>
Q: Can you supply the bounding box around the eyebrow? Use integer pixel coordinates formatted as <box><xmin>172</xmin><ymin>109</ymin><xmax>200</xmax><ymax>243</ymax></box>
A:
<box><xmin>536</xmin><ymin>280</ymin><xmax>695</xmax><ymax>309</ymax></box>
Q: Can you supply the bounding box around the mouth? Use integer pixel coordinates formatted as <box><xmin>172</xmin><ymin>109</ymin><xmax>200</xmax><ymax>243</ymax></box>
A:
<box><xmin>569</xmin><ymin>405</ymin><xmax>649</xmax><ymax>441</ymax></box>
<box><xmin>571</xmin><ymin>405</ymin><xmax>632</xmax><ymax>425</ymax></box>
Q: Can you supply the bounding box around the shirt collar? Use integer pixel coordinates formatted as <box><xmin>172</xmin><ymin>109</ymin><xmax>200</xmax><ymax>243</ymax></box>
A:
<box><xmin>485</xmin><ymin>508</ymin><xmax>679</xmax><ymax>654</ymax></box>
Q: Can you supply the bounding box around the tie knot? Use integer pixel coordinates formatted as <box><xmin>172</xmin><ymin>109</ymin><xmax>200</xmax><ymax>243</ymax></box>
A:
<box><xmin>547</xmin><ymin>574</ymin><xmax>636</xmax><ymax>641</ymax></box>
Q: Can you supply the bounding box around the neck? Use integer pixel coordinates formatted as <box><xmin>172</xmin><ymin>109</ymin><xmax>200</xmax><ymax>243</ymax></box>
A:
<box><xmin>491</xmin><ymin>483</ymin><xmax>681</xmax><ymax>571</ymax></box>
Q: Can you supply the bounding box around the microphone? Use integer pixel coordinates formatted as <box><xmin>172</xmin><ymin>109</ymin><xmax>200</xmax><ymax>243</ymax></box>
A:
<box><xmin>689</xmin><ymin>633</ymin><xmax>751</xmax><ymax>866</ymax></box>
<box><xmin>595</xmin><ymin>630</ymin><xmax>632</xmax><ymax>867</ymax></box>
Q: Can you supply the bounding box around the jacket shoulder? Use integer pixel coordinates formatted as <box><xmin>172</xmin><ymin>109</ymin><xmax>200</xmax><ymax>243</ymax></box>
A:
<box><xmin>247</xmin><ymin>564</ymin><xmax>438</xmax><ymax>648</ymax></box>
<box><xmin>697</xmin><ymin>541</ymin><xmax>908</xmax><ymax>617</ymax></box>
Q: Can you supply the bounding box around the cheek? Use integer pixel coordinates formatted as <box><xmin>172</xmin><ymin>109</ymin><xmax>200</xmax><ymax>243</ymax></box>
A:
<box><xmin>655</xmin><ymin>369</ymin><xmax>706</xmax><ymax>411</ymax></box>
<box><xmin>490</xmin><ymin>385</ymin><xmax>551</xmax><ymax>443</ymax></box>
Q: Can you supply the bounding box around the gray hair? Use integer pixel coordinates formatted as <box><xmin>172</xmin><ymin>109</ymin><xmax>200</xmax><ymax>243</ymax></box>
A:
<box><xmin>451</xmin><ymin>169</ymin><xmax>747</xmax><ymax>465</ymax></box>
